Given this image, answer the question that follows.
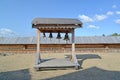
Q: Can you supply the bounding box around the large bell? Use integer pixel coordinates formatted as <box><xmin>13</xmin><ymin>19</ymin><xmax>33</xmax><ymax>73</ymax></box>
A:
<box><xmin>43</xmin><ymin>32</ymin><xmax>46</xmax><ymax>37</ymax></box>
<box><xmin>56</xmin><ymin>32</ymin><xmax>62</xmax><ymax>39</ymax></box>
<box><xmin>64</xmin><ymin>33</ymin><xmax>70</xmax><ymax>41</ymax></box>
<box><xmin>49</xmin><ymin>32</ymin><xmax>53</xmax><ymax>38</ymax></box>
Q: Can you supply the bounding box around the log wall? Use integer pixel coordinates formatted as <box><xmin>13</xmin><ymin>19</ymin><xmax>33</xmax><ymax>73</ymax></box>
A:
<box><xmin>0</xmin><ymin>44</ymin><xmax>120</xmax><ymax>54</ymax></box>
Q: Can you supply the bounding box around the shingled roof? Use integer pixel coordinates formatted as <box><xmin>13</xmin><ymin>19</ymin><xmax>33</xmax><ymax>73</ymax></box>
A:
<box><xmin>32</xmin><ymin>18</ymin><xmax>82</xmax><ymax>28</ymax></box>
<box><xmin>32</xmin><ymin>18</ymin><xmax>82</xmax><ymax>25</ymax></box>
<box><xmin>0</xmin><ymin>36</ymin><xmax>120</xmax><ymax>44</ymax></box>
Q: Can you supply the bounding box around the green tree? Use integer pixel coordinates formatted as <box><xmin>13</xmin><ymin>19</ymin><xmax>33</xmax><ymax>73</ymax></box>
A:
<box><xmin>111</xmin><ymin>33</ymin><xmax>120</xmax><ymax>36</ymax></box>
<box><xmin>102</xmin><ymin>34</ymin><xmax>105</xmax><ymax>36</ymax></box>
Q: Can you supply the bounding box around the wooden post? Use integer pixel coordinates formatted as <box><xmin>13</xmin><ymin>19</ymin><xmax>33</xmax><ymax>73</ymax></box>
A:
<box><xmin>71</xmin><ymin>29</ymin><xmax>80</xmax><ymax>69</ymax></box>
<box><xmin>35</xmin><ymin>29</ymin><xmax>41</xmax><ymax>65</ymax></box>
<box><xmin>71</xmin><ymin>29</ymin><xmax>75</xmax><ymax>60</ymax></box>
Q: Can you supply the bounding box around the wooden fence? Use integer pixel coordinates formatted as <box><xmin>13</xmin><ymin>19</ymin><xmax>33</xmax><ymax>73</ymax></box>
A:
<box><xmin>0</xmin><ymin>44</ymin><xmax>120</xmax><ymax>54</ymax></box>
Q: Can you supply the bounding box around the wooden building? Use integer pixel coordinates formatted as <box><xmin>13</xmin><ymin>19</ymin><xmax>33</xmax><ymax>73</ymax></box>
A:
<box><xmin>0</xmin><ymin>36</ymin><xmax>120</xmax><ymax>54</ymax></box>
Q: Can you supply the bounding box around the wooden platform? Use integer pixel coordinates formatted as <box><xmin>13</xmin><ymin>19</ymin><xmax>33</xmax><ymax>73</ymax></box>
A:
<box><xmin>34</xmin><ymin>58</ymin><xmax>79</xmax><ymax>70</ymax></box>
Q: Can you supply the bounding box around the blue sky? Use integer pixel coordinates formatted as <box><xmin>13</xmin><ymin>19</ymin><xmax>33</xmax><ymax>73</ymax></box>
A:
<box><xmin>0</xmin><ymin>0</ymin><xmax>120</xmax><ymax>37</ymax></box>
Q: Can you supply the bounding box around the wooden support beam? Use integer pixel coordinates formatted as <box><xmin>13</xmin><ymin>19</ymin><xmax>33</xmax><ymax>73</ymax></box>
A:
<box><xmin>71</xmin><ymin>29</ymin><xmax>80</xmax><ymax>69</ymax></box>
<box><xmin>35</xmin><ymin>29</ymin><xmax>41</xmax><ymax>65</ymax></box>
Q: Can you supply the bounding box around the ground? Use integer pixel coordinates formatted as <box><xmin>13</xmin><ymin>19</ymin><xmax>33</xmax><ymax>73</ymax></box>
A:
<box><xmin>0</xmin><ymin>53</ymin><xmax>120</xmax><ymax>80</ymax></box>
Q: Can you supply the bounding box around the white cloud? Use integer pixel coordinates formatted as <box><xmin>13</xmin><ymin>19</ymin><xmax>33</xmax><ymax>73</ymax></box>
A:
<box><xmin>79</xmin><ymin>12</ymin><xmax>111</xmax><ymax>23</ymax></box>
<box><xmin>116</xmin><ymin>11</ymin><xmax>120</xmax><ymax>15</ymax></box>
<box><xmin>112</xmin><ymin>5</ymin><xmax>117</xmax><ymax>8</ymax></box>
<box><xmin>115</xmin><ymin>19</ymin><xmax>120</xmax><ymax>24</ymax></box>
<box><xmin>94</xmin><ymin>14</ymin><xmax>107</xmax><ymax>21</ymax></box>
<box><xmin>88</xmin><ymin>25</ymin><xmax>100</xmax><ymax>29</ymax></box>
<box><xmin>78</xmin><ymin>15</ymin><xmax>93</xmax><ymax>23</ymax></box>
<box><xmin>106</xmin><ymin>11</ymin><xmax>114</xmax><ymax>15</ymax></box>
<box><xmin>0</xmin><ymin>28</ymin><xmax>17</xmax><ymax>37</ymax></box>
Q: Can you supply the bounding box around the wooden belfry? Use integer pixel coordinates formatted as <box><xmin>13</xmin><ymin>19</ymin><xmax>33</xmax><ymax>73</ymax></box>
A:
<box><xmin>32</xmin><ymin>18</ymin><xmax>82</xmax><ymax>70</ymax></box>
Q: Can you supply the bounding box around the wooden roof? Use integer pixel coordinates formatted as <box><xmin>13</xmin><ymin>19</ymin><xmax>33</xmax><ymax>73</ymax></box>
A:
<box><xmin>32</xmin><ymin>18</ymin><xmax>82</xmax><ymax>30</ymax></box>
<box><xmin>0</xmin><ymin>36</ymin><xmax>120</xmax><ymax>45</ymax></box>
<box><xmin>32</xmin><ymin>18</ymin><xmax>82</xmax><ymax>25</ymax></box>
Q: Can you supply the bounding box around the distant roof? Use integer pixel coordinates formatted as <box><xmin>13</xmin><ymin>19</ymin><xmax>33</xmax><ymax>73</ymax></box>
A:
<box><xmin>0</xmin><ymin>36</ymin><xmax>120</xmax><ymax>45</ymax></box>
<box><xmin>32</xmin><ymin>18</ymin><xmax>82</xmax><ymax>28</ymax></box>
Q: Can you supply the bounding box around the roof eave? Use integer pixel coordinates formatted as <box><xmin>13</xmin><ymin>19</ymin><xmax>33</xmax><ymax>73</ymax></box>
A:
<box><xmin>32</xmin><ymin>24</ymin><xmax>82</xmax><ymax>29</ymax></box>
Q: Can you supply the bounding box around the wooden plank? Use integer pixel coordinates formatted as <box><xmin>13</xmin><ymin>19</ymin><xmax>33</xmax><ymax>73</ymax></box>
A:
<box><xmin>34</xmin><ymin>58</ymin><xmax>77</xmax><ymax>69</ymax></box>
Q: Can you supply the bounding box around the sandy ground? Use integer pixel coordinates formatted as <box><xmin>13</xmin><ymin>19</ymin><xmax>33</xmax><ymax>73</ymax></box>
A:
<box><xmin>0</xmin><ymin>52</ymin><xmax>120</xmax><ymax>80</ymax></box>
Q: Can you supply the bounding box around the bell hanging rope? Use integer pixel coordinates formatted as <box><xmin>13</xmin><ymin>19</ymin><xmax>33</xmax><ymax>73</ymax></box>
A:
<box><xmin>56</xmin><ymin>32</ymin><xmax>62</xmax><ymax>39</ymax></box>
<box><xmin>43</xmin><ymin>32</ymin><xmax>46</xmax><ymax>37</ymax></box>
<box><xmin>49</xmin><ymin>32</ymin><xmax>53</xmax><ymax>38</ymax></box>
<box><xmin>64</xmin><ymin>33</ymin><xmax>70</xmax><ymax>41</ymax></box>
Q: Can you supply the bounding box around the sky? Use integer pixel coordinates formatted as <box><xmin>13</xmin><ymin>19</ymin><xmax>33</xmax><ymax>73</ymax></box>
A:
<box><xmin>0</xmin><ymin>0</ymin><xmax>120</xmax><ymax>37</ymax></box>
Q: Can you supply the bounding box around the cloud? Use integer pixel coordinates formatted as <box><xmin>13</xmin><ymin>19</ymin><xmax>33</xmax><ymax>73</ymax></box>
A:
<box><xmin>115</xmin><ymin>19</ymin><xmax>120</xmax><ymax>24</ymax></box>
<box><xmin>112</xmin><ymin>5</ymin><xmax>117</xmax><ymax>8</ymax></box>
<box><xmin>88</xmin><ymin>25</ymin><xmax>100</xmax><ymax>29</ymax></box>
<box><xmin>78</xmin><ymin>15</ymin><xmax>93</xmax><ymax>23</ymax></box>
<box><xmin>94</xmin><ymin>14</ymin><xmax>107</xmax><ymax>21</ymax></box>
<box><xmin>78</xmin><ymin>11</ymin><xmax>113</xmax><ymax>23</ymax></box>
<box><xmin>116</xmin><ymin>11</ymin><xmax>120</xmax><ymax>15</ymax></box>
<box><xmin>0</xmin><ymin>28</ymin><xmax>17</xmax><ymax>37</ymax></box>
<box><xmin>106</xmin><ymin>11</ymin><xmax>114</xmax><ymax>15</ymax></box>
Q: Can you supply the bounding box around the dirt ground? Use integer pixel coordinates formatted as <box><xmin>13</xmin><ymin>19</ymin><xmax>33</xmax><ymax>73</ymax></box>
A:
<box><xmin>0</xmin><ymin>52</ymin><xmax>120</xmax><ymax>80</ymax></box>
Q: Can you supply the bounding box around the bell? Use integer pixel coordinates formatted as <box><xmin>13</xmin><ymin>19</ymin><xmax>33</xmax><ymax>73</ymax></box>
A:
<box><xmin>49</xmin><ymin>32</ymin><xmax>53</xmax><ymax>38</ymax></box>
<box><xmin>43</xmin><ymin>32</ymin><xmax>46</xmax><ymax>37</ymax></box>
<box><xmin>64</xmin><ymin>33</ymin><xmax>70</xmax><ymax>41</ymax></box>
<box><xmin>56</xmin><ymin>32</ymin><xmax>62</xmax><ymax>39</ymax></box>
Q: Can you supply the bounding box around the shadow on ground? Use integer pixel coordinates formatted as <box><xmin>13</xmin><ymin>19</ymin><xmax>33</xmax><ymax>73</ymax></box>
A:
<box><xmin>41</xmin><ymin>58</ymin><xmax>55</xmax><ymax>63</ymax></box>
<box><xmin>45</xmin><ymin>67</ymin><xmax>120</xmax><ymax>80</ymax></box>
<box><xmin>76</xmin><ymin>54</ymin><xmax>101</xmax><ymax>68</ymax></box>
<box><xmin>76</xmin><ymin>54</ymin><xmax>101</xmax><ymax>59</ymax></box>
<box><xmin>0</xmin><ymin>69</ymin><xmax>31</xmax><ymax>80</ymax></box>
<box><xmin>66</xmin><ymin>54</ymin><xmax>101</xmax><ymax>68</ymax></box>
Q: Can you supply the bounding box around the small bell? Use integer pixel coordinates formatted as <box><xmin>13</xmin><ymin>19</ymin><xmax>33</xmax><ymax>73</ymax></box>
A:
<box><xmin>43</xmin><ymin>32</ymin><xmax>46</xmax><ymax>37</ymax></box>
<box><xmin>49</xmin><ymin>32</ymin><xmax>53</xmax><ymax>38</ymax></box>
<box><xmin>56</xmin><ymin>32</ymin><xmax>62</xmax><ymax>39</ymax></box>
<box><xmin>64</xmin><ymin>33</ymin><xmax>70</xmax><ymax>41</ymax></box>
